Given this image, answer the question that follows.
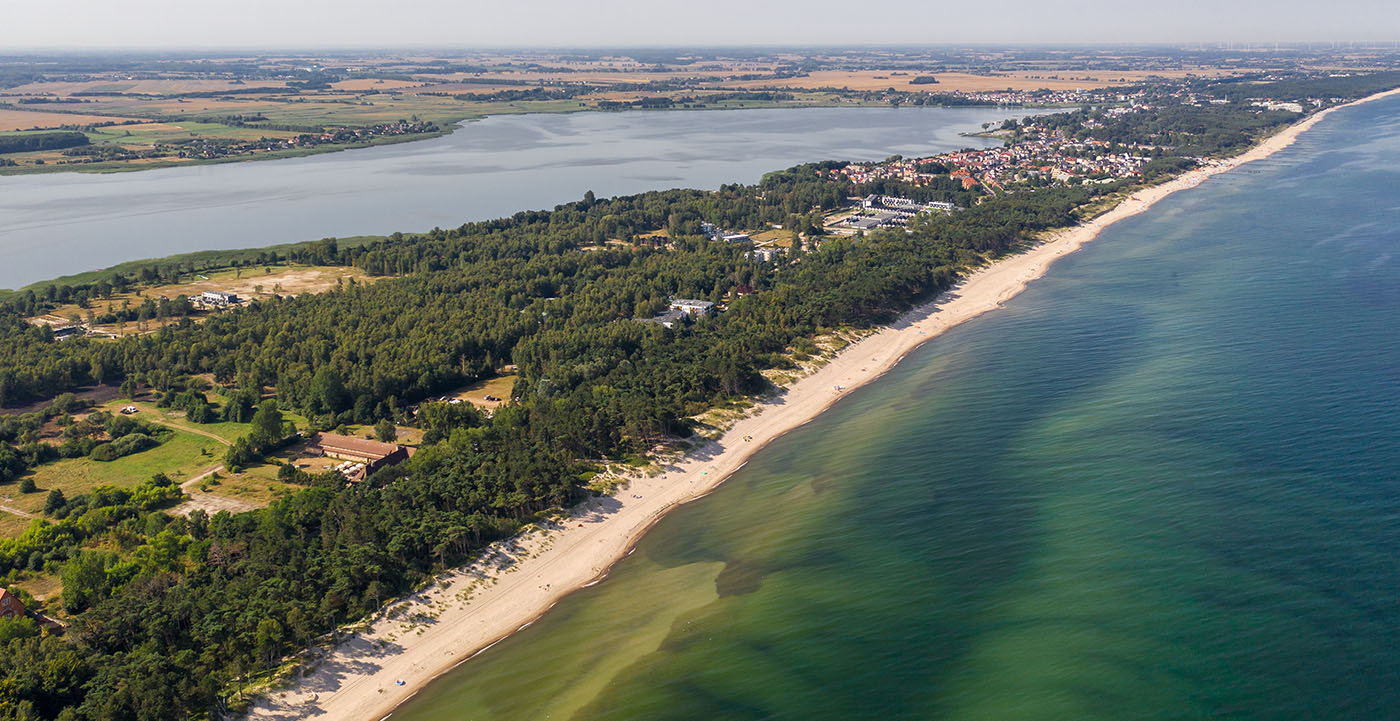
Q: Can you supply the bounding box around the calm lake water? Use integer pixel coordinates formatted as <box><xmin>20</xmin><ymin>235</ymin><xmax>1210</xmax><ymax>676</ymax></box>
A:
<box><xmin>0</xmin><ymin>106</ymin><xmax>1026</xmax><ymax>290</ymax></box>
<box><xmin>389</xmin><ymin>96</ymin><xmax>1400</xmax><ymax>720</ymax></box>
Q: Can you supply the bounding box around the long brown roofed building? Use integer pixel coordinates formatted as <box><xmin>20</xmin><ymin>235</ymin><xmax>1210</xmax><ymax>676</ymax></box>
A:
<box><xmin>306</xmin><ymin>433</ymin><xmax>412</xmax><ymax>481</ymax></box>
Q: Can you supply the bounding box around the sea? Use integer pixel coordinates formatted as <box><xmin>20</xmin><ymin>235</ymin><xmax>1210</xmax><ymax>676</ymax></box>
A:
<box><xmin>387</xmin><ymin>95</ymin><xmax>1400</xmax><ymax>720</ymax></box>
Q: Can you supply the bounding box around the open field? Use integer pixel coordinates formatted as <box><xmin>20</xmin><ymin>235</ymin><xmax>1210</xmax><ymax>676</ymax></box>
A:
<box><xmin>1</xmin><ymin>382</ymin><xmax>320</xmax><ymax>526</ymax></box>
<box><xmin>7</xmin><ymin>79</ymin><xmax>289</xmax><ymax>95</ymax></box>
<box><xmin>2</xmin><ymin>391</ymin><xmax>314</xmax><ymax>522</ymax></box>
<box><xmin>11</xmin><ymin>573</ymin><xmax>61</xmax><ymax>602</ymax></box>
<box><xmin>0</xmin><ymin>121</ymin><xmax>305</xmax><ymax>169</ymax></box>
<box><xmin>330</xmin><ymin>78</ymin><xmax>424</xmax><ymax>91</ymax></box>
<box><xmin>8</xmin><ymin>236</ymin><xmax>386</xmax><ymax>293</ymax></box>
<box><xmin>86</xmin><ymin>121</ymin><xmax>301</xmax><ymax>146</ymax></box>
<box><xmin>54</xmin><ymin>96</ymin><xmax>290</xmax><ymax>117</ymax></box>
<box><xmin>748</xmin><ymin>228</ymin><xmax>790</xmax><ymax>244</ymax></box>
<box><xmin>409</xmin><ymin>67</ymin><xmax>1243</xmax><ymax>94</ymax></box>
<box><xmin>444</xmin><ymin>374</ymin><xmax>517</xmax><ymax>410</ymax></box>
<box><xmin>6</xmin><ymin>430</ymin><xmax>221</xmax><ymax>515</ymax></box>
<box><xmin>414</xmin><ymin>83</ymin><xmax>536</xmax><ymax>94</ymax></box>
<box><xmin>0</xmin><ymin>108</ymin><xmax>143</xmax><ymax>131</ymax></box>
<box><xmin>724</xmin><ymin>69</ymin><xmax>1231</xmax><ymax>92</ymax></box>
<box><xmin>97</xmin><ymin>399</ymin><xmax>244</xmax><ymax>445</ymax></box>
<box><xmin>28</xmin><ymin>265</ymin><xmax>374</xmax><ymax>336</ymax></box>
<box><xmin>56</xmin><ymin>91</ymin><xmax>504</xmax><ymax>128</ymax></box>
<box><xmin>329</xmin><ymin>424</ymin><xmax>424</xmax><ymax>446</ymax></box>
<box><xmin>190</xmin><ymin>469</ymin><xmax>302</xmax><ymax>507</ymax></box>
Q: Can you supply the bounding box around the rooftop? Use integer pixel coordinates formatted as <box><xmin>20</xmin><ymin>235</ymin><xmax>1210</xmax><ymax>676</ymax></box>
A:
<box><xmin>311</xmin><ymin>433</ymin><xmax>402</xmax><ymax>458</ymax></box>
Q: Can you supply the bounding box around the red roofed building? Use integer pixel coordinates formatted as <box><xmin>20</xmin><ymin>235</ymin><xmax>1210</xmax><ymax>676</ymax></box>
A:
<box><xmin>0</xmin><ymin>588</ymin><xmax>26</xmax><ymax>619</ymax></box>
<box><xmin>306</xmin><ymin>433</ymin><xmax>412</xmax><ymax>482</ymax></box>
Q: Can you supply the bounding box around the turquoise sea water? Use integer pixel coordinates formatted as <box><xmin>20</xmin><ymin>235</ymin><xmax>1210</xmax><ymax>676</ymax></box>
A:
<box><xmin>391</xmin><ymin>97</ymin><xmax>1400</xmax><ymax>721</ymax></box>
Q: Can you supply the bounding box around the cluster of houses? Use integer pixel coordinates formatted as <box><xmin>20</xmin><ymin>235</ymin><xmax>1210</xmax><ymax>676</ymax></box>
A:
<box><xmin>840</xmin><ymin>195</ymin><xmax>958</xmax><ymax>231</ymax></box>
<box><xmin>830</xmin><ymin>159</ymin><xmax>942</xmax><ymax>185</ymax></box>
<box><xmin>165</xmin><ymin>120</ymin><xmax>439</xmax><ymax>160</ymax></box>
<box><xmin>821</xmin><ymin>80</ymin><xmax>1342</xmax><ymax>202</ymax></box>
<box><xmin>825</xmin><ymin>104</ymin><xmax>1168</xmax><ymax>201</ymax></box>
<box><xmin>929</xmin><ymin>88</ymin><xmax>1103</xmax><ymax>106</ymax></box>
<box><xmin>279</xmin><ymin>121</ymin><xmax>439</xmax><ymax>150</ymax></box>
<box><xmin>1250</xmin><ymin>100</ymin><xmax>1307</xmax><ymax>113</ymax></box>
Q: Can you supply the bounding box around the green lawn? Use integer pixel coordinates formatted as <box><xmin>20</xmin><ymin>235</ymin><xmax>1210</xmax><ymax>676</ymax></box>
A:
<box><xmin>101</xmin><ymin>400</ymin><xmax>241</xmax><ymax>444</ymax></box>
<box><xmin>86</xmin><ymin>121</ymin><xmax>300</xmax><ymax>147</ymax></box>
<box><xmin>13</xmin><ymin>430</ymin><xmax>221</xmax><ymax>515</ymax></box>
<box><xmin>99</xmin><ymin>395</ymin><xmax>308</xmax><ymax>446</ymax></box>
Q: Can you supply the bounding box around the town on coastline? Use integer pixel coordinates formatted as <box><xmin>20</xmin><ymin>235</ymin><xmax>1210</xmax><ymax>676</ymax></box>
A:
<box><xmin>1</xmin><ymin>46</ymin><xmax>1398</xmax><ymax>721</ymax></box>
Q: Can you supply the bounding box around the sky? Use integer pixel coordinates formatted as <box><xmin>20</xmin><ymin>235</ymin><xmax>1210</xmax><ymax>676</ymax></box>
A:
<box><xmin>5</xmin><ymin>0</ymin><xmax>1399</xmax><ymax>49</ymax></box>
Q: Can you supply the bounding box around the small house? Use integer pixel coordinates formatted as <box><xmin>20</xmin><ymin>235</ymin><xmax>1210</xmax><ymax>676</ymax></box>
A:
<box><xmin>0</xmin><ymin>588</ymin><xmax>26</xmax><ymax>620</ymax></box>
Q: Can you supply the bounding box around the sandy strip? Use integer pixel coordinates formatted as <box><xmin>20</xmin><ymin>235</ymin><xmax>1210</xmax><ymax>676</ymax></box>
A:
<box><xmin>247</xmin><ymin>87</ymin><xmax>1399</xmax><ymax>721</ymax></box>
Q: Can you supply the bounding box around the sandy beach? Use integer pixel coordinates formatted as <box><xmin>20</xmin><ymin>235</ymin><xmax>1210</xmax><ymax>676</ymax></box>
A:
<box><xmin>247</xmin><ymin>87</ymin><xmax>1400</xmax><ymax>721</ymax></box>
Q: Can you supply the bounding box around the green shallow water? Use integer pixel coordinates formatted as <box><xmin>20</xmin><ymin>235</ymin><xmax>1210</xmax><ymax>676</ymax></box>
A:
<box><xmin>391</xmin><ymin>97</ymin><xmax>1400</xmax><ymax>721</ymax></box>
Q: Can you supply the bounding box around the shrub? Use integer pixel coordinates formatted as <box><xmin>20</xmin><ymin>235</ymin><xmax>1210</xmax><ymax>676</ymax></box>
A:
<box><xmin>90</xmin><ymin>433</ymin><xmax>158</xmax><ymax>462</ymax></box>
<box><xmin>89</xmin><ymin>443</ymin><xmax>119</xmax><ymax>462</ymax></box>
<box><xmin>43</xmin><ymin>489</ymin><xmax>66</xmax><ymax>514</ymax></box>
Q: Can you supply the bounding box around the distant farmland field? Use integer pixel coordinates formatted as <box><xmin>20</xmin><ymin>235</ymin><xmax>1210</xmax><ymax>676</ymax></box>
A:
<box><xmin>0</xmin><ymin>108</ymin><xmax>141</xmax><ymax>132</ymax></box>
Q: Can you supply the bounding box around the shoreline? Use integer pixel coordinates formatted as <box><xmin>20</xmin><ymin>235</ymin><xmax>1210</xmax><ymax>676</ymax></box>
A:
<box><xmin>246</xmin><ymin>87</ymin><xmax>1399</xmax><ymax>721</ymax></box>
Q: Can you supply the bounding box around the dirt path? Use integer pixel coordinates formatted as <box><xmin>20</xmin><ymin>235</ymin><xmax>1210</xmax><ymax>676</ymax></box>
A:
<box><xmin>172</xmin><ymin>462</ymin><xmax>264</xmax><ymax>518</ymax></box>
<box><xmin>170</xmin><ymin>463</ymin><xmax>260</xmax><ymax>517</ymax></box>
<box><xmin>174</xmin><ymin>491</ymin><xmax>262</xmax><ymax>517</ymax></box>
<box><xmin>179</xmin><ymin>464</ymin><xmax>225</xmax><ymax>492</ymax></box>
<box><xmin>0</xmin><ymin>501</ymin><xmax>37</xmax><ymax>519</ymax></box>
<box><xmin>152</xmin><ymin>418</ymin><xmax>233</xmax><ymax>446</ymax></box>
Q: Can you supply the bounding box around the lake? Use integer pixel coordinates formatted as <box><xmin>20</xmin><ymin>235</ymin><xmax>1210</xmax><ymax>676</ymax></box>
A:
<box><xmin>0</xmin><ymin>106</ymin><xmax>1027</xmax><ymax>289</ymax></box>
<box><xmin>387</xmin><ymin>96</ymin><xmax>1400</xmax><ymax>720</ymax></box>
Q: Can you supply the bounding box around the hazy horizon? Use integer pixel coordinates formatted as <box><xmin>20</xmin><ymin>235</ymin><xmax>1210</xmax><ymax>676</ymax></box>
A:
<box><xmin>6</xmin><ymin>0</ymin><xmax>1399</xmax><ymax>51</ymax></box>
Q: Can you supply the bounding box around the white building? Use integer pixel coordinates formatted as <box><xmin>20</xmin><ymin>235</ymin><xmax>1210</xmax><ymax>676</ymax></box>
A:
<box><xmin>200</xmin><ymin>291</ymin><xmax>240</xmax><ymax>306</ymax></box>
<box><xmin>669</xmin><ymin>298</ymin><xmax>716</xmax><ymax>317</ymax></box>
<box><xmin>751</xmin><ymin>248</ymin><xmax>780</xmax><ymax>263</ymax></box>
